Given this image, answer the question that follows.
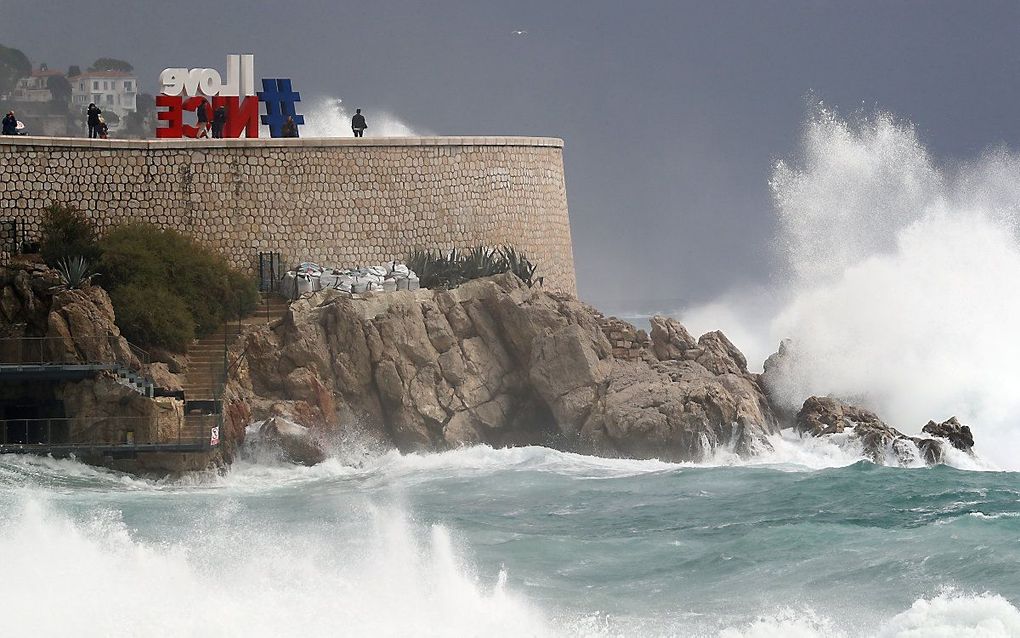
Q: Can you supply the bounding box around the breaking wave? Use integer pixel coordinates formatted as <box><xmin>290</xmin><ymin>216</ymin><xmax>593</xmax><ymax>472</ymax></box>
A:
<box><xmin>299</xmin><ymin>95</ymin><xmax>425</xmax><ymax>137</ymax></box>
<box><xmin>680</xmin><ymin>106</ymin><xmax>1020</xmax><ymax>469</ymax></box>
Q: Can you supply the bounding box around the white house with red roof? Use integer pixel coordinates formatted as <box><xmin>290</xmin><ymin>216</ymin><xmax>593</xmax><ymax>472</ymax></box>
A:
<box><xmin>70</xmin><ymin>69</ymin><xmax>138</xmax><ymax>130</ymax></box>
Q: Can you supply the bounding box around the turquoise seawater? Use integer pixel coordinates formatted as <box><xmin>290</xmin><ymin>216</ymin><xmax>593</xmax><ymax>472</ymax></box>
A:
<box><xmin>1</xmin><ymin>444</ymin><xmax>1018</xmax><ymax>636</ymax></box>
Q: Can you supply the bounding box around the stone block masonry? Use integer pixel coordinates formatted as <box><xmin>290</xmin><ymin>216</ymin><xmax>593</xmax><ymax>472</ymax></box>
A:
<box><xmin>0</xmin><ymin>136</ymin><xmax>576</xmax><ymax>294</ymax></box>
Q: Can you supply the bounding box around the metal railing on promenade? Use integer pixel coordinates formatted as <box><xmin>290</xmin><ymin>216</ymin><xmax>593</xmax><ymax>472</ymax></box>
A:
<box><xmin>0</xmin><ymin>335</ymin><xmax>150</xmax><ymax>374</ymax></box>
<box><xmin>0</xmin><ymin>415</ymin><xmax>219</xmax><ymax>451</ymax></box>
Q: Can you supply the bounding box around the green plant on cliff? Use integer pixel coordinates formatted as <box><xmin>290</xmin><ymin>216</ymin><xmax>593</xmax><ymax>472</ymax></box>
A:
<box><xmin>39</xmin><ymin>203</ymin><xmax>101</xmax><ymax>267</ymax></box>
<box><xmin>406</xmin><ymin>245</ymin><xmax>542</xmax><ymax>289</ymax></box>
<box><xmin>54</xmin><ymin>257</ymin><xmax>98</xmax><ymax>290</ymax></box>
<box><xmin>98</xmin><ymin>223</ymin><xmax>258</xmax><ymax>351</ymax></box>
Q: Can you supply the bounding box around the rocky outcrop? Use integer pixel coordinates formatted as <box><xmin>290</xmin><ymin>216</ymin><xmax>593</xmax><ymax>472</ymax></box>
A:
<box><xmin>794</xmin><ymin>396</ymin><xmax>970</xmax><ymax>466</ymax></box>
<box><xmin>922</xmin><ymin>417</ymin><xmax>975</xmax><ymax>454</ymax></box>
<box><xmin>229</xmin><ymin>274</ymin><xmax>781</xmax><ymax>462</ymax></box>
<box><xmin>257</xmin><ymin>417</ymin><xmax>327</xmax><ymax>466</ymax></box>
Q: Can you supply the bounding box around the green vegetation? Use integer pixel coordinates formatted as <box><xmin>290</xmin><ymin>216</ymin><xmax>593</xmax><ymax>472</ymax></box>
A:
<box><xmin>39</xmin><ymin>203</ymin><xmax>101</xmax><ymax>267</ymax></box>
<box><xmin>54</xmin><ymin>257</ymin><xmax>98</xmax><ymax>290</ymax></box>
<box><xmin>98</xmin><ymin>224</ymin><xmax>259</xmax><ymax>349</ymax></box>
<box><xmin>0</xmin><ymin>44</ymin><xmax>31</xmax><ymax>96</ymax></box>
<box><xmin>110</xmin><ymin>286</ymin><xmax>194</xmax><ymax>352</ymax></box>
<box><xmin>88</xmin><ymin>57</ymin><xmax>133</xmax><ymax>73</ymax></box>
<box><xmin>38</xmin><ymin>209</ymin><xmax>258</xmax><ymax>352</ymax></box>
<box><xmin>407</xmin><ymin>246</ymin><xmax>543</xmax><ymax>290</ymax></box>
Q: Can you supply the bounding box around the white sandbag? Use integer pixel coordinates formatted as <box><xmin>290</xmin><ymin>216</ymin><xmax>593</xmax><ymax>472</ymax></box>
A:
<box><xmin>382</xmin><ymin>278</ymin><xmax>397</xmax><ymax>293</ymax></box>
<box><xmin>282</xmin><ymin>272</ymin><xmax>298</xmax><ymax>299</ymax></box>
<box><xmin>408</xmin><ymin>276</ymin><xmax>420</xmax><ymax>291</ymax></box>
<box><xmin>352</xmin><ymin>280</ymin><xmax>369</xmax><ymax>294</ymax></box>
<box><xmin>396</xmin><ymin>277</ymin><xmax>410</xmax><ymax>291</ymax></box>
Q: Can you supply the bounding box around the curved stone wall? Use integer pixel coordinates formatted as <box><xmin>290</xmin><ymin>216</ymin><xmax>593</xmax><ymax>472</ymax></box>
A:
<box><xmin>0</xmin><ymin>136</ymin><xmax>576</xmax><ymax>293</ymax></box>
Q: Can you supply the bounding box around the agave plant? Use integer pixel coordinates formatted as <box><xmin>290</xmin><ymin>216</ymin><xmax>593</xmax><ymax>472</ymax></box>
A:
<box><xmin>55</xmin><ymin>256</ymin><xmax>99</xmax><ymax>290</ymax></box>
<box><xmin>500</xmin><ymin>246</ymin><xmax>543</xmax><ymax>288</ymax></box>
<box><xmin>459</xmin><ymin>246</ymin><xmax>506</xmax><ymax>281</ymax></box>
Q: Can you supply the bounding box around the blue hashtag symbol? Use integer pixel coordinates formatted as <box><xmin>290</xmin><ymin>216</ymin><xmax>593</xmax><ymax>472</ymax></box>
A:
<box><xmin>258</xmin><ymin>78</ymin><xmax>303</xmax><ymax>138</ymax></box>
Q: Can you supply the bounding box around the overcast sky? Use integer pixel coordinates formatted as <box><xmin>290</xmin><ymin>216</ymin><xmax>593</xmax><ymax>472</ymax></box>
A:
<box><xmin>3</xmin><ymin>1</ymin><xmax>1019</xmax><ymax>312</ymax></box>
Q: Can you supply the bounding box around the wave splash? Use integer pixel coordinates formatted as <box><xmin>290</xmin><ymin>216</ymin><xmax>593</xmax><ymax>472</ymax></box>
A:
<box><xmin>0</xmin><ymin>492</ymin><xmax>548</xmax><ymax>637</ymax></box>
<box><xmin>682</xmin><ymin>106</ymin><xmax>1020</xmax><ymax>469</ymax></box>
<box><xmin>299</xmin><ymin>95</ymin><xmax>424</xmax><ymax>137</ymax></box>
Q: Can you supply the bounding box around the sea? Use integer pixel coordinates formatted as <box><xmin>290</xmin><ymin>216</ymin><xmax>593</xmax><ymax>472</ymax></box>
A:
<box><xmin>1</xmin><ymin>434</ymin><xmax>1017</xmax><ymax>637</ymax></box>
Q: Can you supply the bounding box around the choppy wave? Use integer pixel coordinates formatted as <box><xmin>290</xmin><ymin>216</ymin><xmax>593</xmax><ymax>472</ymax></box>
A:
<box><xmin>2</xmin><ymin>444</ymin><xmax>1019</xmax><ymax>637</ymax></box>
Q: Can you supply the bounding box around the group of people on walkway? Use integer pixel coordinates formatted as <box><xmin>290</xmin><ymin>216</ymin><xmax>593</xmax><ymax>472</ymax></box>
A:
<box><xmin>194</xmin><ymin>100</ymin><xmax>229</xmax><ymax>138</ymax></box>
<box><xmin>87</xmin><ymin>103</ymin><xmax>109</xmax><ymax>139</ymax></box>
<box><xmin>2</xmin><ymin>111</ymin><xmax>19</xmax><ymax>135</ymax></box>
<box><xmin>1</xmin><ymin>103</ymin><xmax>372</xmax><ymax>140</ymax></box>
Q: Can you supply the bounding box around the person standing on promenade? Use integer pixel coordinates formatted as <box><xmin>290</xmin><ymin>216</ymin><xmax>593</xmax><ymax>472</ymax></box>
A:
<box><xmin>281</xmin><ymin>115</ymin><xmax>299</xmax><ymax>138</ymax></box>
<box><xmin>87</xmin><ymin>103</ymin><xmax>102</xmax><ymax>139</ymax></box>
<box><xmin>2</xmin><ymin>111</ymin><xmax>17</xmax><ymax>135</ymax></box>
<box><xmin>351</xmin><ymin>108</ymin><xmax>367</xmax><ymax>137</ymax></box>
<box><xmin>212</xmin><ymin>105</ymin><xmax>227</xmax><ymax>138</ymax></box>
<box><xmin>196</xmin><ymin>99</ymin><xmax>211</xmax><ymax>138</ymax></box>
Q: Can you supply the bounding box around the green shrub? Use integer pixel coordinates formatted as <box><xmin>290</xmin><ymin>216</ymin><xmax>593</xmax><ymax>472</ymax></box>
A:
<box><xmin>99</xmin><ymin>223</ymin><xmax>258</xmax><ymax>350</ymax></box>
<box><xmin>110</xmin><ymin>285</ymin><xmax>194</xmax><ymax>351</ymax></box>
<box><xmin>39</xmin><ymin>203</ymin><xmax>101</xmax><ymax>266</ymax></box>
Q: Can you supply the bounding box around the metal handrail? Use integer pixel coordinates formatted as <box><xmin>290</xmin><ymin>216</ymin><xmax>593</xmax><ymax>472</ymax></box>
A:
<box><xmin>0</xmin><ymin>335</ymin><xmax>149</xmax><ymax>372</ymax></box>
<box><xmin>0</xmin><ymin>415</ymin><xmax>219</xmax><ymax>448</ymax></box>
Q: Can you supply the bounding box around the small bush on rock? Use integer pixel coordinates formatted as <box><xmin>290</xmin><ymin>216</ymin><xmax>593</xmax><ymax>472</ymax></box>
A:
<box><xmin>99</xmin><ymin>223</ymin><xmax>258</xmax><ymax>350</ymax></box>
<box><xmin>110</xmin><ymin>285</ymin><xmax>194</xmax><ymax>351</ymax></box>
<box><xmin>39</xmin><ymin>203</ymin><xmax>101</xmax><ymax>266</ymax></box>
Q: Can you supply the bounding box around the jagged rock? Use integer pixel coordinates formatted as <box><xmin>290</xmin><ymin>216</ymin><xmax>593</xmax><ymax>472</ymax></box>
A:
<box><xmin>922</xmin><ymin>417</ymin><xmax>974</xmax><ymax>453</ymax></box>
<box><xmin>147</xmin><ymin>362</ymin><xmax>183</xmax><ymax>391</ymax></box>
<box><xmin>794</xmin><ymin>396</ymin><xmax>967</xmax><ymax>466</ymax></box>
<box><xmin>649</xmin><ymin>316</ymin><xmax>696</xmax><ymax>361</ymax></box>
<box><xmin>258</xmin><ymin>417</ymin><xmax>327</xmax><ymax>465</ymax></box>
<box><xmin>232</xmin><ymin>273</ymin><xmax>781</xmax><ymax>462</ymax></box>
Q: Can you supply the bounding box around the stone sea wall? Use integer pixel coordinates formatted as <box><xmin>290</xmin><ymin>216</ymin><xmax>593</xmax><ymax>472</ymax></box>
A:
<box><xmin>0</xmin><ymin>136</ymin><xmax>576</xmax><ymax>293</ymax></box>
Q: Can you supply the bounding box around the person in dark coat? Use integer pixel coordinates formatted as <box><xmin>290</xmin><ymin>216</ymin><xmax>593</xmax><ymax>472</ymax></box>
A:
<box><xmin>2</xmin><ymin>111</ymin><xmax>17</xmax><ymax>135</ymax></box>
<box><xmin>87</xmin><ymin>103</ymin><xmax>102</xmax><ymax>139</ymax></box>
<box><xmin>212</xmin><ymin>105</ymin><xmax>227</xmax><ymax>138</ymax></box>
<box><xmin>196</xmin><ymin>100</ymin><xmax>211</xmax><ymax>138</ymax></box>
<box><xmin>281</xmin><ymin>115</ymin><xmax>299</xmax><ymax>138</ymax></box>
<box><xmin>351</xmin><ymin>108</ymin><xmax>367</xmax><ymax>137</ymax></box>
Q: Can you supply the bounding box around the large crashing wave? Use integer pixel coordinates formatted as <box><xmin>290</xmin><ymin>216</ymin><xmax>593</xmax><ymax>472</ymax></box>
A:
<box><xmin>685</xmin><ymin>107</ymin><xmax>1020</xmax><ymax>469</ymax></box>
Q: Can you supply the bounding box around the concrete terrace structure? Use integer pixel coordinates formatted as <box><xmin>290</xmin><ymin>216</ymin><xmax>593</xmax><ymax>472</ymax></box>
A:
<box><xmin>0</xmin><ymin>136</ymin><xmax>576</xmax><ymax>293</ymax></box>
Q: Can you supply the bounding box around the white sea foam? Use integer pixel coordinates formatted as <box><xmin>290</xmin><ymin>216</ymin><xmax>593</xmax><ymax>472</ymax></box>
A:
<box><xmin>719</xmin><ymin>593</ymin><xmax>1020</xmax><ymax>638</ymax></box>
<box><xmin>678</xmin><ymin>106</ymin><xmax>1020</xmax><ymax>469</ymax></box>
<box><xmin>0</xmin><ymin>493</ymin><xmax>549</xmax><ymax>637</ymax></box>
<box><xmin>298</xmin><ymin>95</ymin><xmax>425</xmax><ymax>137</ymax></box>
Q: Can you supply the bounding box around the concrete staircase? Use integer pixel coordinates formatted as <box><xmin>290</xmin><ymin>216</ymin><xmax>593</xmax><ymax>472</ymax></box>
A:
<box><xmin>181</xmin><ymin>294</ymin><xmax>290</xmax><ymax>404</ymax></box>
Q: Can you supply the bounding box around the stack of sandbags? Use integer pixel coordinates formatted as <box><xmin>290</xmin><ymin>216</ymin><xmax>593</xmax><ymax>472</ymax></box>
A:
<box><xmin>280</xmin><ymin>260</ymin><xmax>421</xmax><ymax>299</ymax></box>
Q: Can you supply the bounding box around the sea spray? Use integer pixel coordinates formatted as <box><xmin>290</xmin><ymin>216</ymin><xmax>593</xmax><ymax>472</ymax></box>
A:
<box><xmin>681</xmin><ymin>106</ymin><xmax>1020</xmax><ymax>468</ymax></box>
<box><xmin>298</xmin><ymin>95</ymin><xmax>424</xmax><ymax>137</ymax></box>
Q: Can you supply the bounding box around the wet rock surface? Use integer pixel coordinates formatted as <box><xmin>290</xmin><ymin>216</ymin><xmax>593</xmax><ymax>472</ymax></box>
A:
<box><xmin>230</xmin><ymin>273</ymin><xmax>782</xmax><ymax>462</ymax></box>
<box><xmin>795</xmin><ymin>396</ymin><xmax>972</xmax><ymax>466</ymax></box>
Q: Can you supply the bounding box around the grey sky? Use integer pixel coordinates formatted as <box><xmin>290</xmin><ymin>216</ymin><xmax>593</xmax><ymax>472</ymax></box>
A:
<box><xmin>3</xmin><ymin>1</ymin><xmax>1018</xmax><ymax>312</ymax></box>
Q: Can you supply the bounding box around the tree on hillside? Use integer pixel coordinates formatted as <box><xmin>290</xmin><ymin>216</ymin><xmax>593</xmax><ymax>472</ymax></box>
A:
<box><xmin>0</xmin><ymin>44</ymin><xmax>31</xmax><ymax>96</ymax></box>
<box><xmin>124</xmin><ymin>93</ymin><xmax>155</xmax><ymax>138</ymax></box>
<box><xmin>89</xmin><ymin>58</ymin><xmax>133</xmax><ymax>73</ymax></box>
<box><xmin>48</xmin><ymin>74</ymin><xmax>72</xmax><ymax>104</ymax></box>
